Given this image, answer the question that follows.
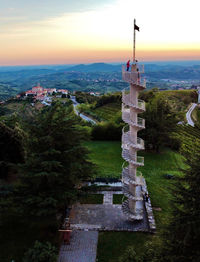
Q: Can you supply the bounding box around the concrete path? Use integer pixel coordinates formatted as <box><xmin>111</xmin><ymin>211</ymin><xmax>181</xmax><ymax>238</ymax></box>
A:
<box><xmin>70</xmin><ymin>203</ymin><xmax>149</xmax><ymax>232</ymax></box>
<box><xmin>58</xmin><ymin>231</ymin><xmax>98</xmax><ymax>262</ymax></box>
<box><xmin>57</xmin><ymin>188</ymin><xmax>152</xmax><ymax>261</ymax></box>
<box><xmin>70</xmin><ymin>96</ymin><xmax>96</xmax><ymax>124</ymax></box>
<box><xmin>103</xmin><ymin>191</ymin><xmax>113</xmax><ymax>204</ymax></box>
<box><xmin>186</xmin><ymin>103</ymin><xmax>197</xmax><ymax>127</ymax></box>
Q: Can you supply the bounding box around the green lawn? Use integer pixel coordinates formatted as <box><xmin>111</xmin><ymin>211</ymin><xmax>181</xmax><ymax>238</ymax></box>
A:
<box><xmin>79</xmin><ymin>194</ymin><xmax>103</xmax><ymax>204</ymax></box>
<box><xmin>86</xmin><ymin>140</ymin><xmax>185</xmax><ymax>262</ymax></box>
<box><xmin>86</xmin><ymin>140</ymin><xmax>185</xmax><ymax>226</ymax></box>
<box><xmin>85</xmin><ymin>141</ymin><xmax>123</xmax><ymax>178</ymax></box>
<box><xmin>138</xmin><ymin>148</ymin><xmax>186</xmax><ymax>227</ymax></box>
<box><xmin>113</xmin><ymin>194</ymin><xmax>127</xmax><ymax>204</ymax></box>
<box><xmin>97</xmin><ymin>232</ymin><xmax>152</xmax><ymax>262</ymax></box>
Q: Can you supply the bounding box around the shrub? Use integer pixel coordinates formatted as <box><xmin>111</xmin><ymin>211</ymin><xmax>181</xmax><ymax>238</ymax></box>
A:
<box><xmin>91</xmin><ymin>122</ymin><xmax>122</xmax><ymax>140</ymax></box>
<box><xmin>118</xmin><ymin>247</ymin><xmax>143</xmax><ymax>262</ymax></box>
<box><xmin>23</xmin><ymin>241</ymin><xmax>57</xmax><ymax>262</ymax></box>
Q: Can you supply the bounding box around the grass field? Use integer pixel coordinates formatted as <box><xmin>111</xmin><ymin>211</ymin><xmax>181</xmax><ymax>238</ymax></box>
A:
<box><xmin>79</xmin><ymin>194</ymin><xmax>103</xmax><ymax>204</ymax></box>
<box><xmin>85</xmin><ymin>140</ymin><xmax>185</xmax><ymax>262</ymax></box>
<box><xmin>113</xmin><ymin>194</ymin><xmax>127</xmax><ymax>204</ymax></box>
<box><xmin>85</xmin><ymin>141</ymin><xmax>123</xmax><ymax>178</ymax></box>
<box><xmin>86</xmin><ymin>140</ymin><xmax>185</xmax><ymax>226</ymax></box>
<box><xmin>97</xmin><ymin>232</ymin><xmax>152</xmax><ymax>262</ymax></box>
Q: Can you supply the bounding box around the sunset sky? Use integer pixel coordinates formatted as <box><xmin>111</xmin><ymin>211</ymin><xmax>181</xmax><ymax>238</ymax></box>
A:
<box><xmin>0</xmin><ymin>0</ymin><xmax>200</xmax><ymax>65</ymax></box>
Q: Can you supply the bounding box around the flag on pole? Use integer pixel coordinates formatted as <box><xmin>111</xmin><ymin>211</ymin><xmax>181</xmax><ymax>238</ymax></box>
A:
<box><xmin>134</xmin><ymin>24</ymin><xmax>140</xmax><ymax>31</ymax></box>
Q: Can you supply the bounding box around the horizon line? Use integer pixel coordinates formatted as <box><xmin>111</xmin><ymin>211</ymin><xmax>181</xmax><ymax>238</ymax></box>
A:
<box><xmin>1</xmin><ymin>59</ymin><xmax>200</xmax><ymax>68</ymax></box>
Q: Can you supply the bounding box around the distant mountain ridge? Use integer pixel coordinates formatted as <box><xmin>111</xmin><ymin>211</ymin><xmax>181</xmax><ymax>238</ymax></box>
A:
<box><xmin>64</xmin><ymin>62</ymin><xmax>200</xmax><ymax>73</ymax></box>
<box><xmin>65</xmin><ymin>63</ymin><xmax>122</xmax><ymax>72</ymax></box>
<box><xmin>1</xmin><ymin>61</ymin><xmax>200</xmax><ymax>74</ymax></box>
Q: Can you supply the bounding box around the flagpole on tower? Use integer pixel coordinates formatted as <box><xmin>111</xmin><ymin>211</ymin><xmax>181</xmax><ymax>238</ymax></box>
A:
<box><xmin>133</xmin><ymin>19</ymin><xmax>136</xmax><ymax>62</ymax></box>
<box><xmin>133</xmin><ymin>19</ymin><xmax>139</xmax><ymax>63</ymax></box>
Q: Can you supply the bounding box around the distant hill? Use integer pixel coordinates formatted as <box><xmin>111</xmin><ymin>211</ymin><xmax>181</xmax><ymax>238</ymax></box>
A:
<box><xmin>0</xmin><ymin>62</ymin><xmax>200</xmax><ymax>101</ymax></box>
<box><xmin>65</xmin><ymin>63</ymin><xmax>122</xmax><ymax>72</ymax></box>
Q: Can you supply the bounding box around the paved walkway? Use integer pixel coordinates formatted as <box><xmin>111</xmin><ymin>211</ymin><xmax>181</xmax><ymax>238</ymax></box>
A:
<box><xmin>58</xmin><ymin>231</ymin><xmax>98</xmax><ymax>262</ymax></box>
<box><xmin>103</xmin><ymin>191</ymin><xmax>113</xmax><ymax>204</ymax></box>
<box><xmin>186</xmin><ymin>103</ymin><xmax>197</xmax><ymax>127</ymax></box>
<box><xmin>58</xmin><ymin>189</ymin><xmax>152</xmax><ymax>261</ymax></box>
<box><xmin>70</xmin><ymin>203</ymin><xmax>148</xmax><ymax>232</ymax></box>
<box><xmin>70</xmin><ymin>96</ymin><xmax>96</xmax><ymax>124</ymax></box>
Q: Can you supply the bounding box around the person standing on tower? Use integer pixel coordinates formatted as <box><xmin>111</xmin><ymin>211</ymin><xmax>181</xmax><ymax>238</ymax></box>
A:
<box><xmin>126</xmin><ymin>60</ymin><xmax>130</xmax><ymax>71</ymax></box>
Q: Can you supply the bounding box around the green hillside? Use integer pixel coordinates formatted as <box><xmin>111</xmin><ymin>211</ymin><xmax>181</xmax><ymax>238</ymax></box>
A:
<box><xmin>153</xmin><ymin>89</ymin><xmax>197</xmax><ymax>112</ymax></box>
<box><xmin>92</xmin><ymin>102</ymin><xmax>121</xmax><ymax>121</ymax></box>
<box><xmin>83</xmin><ymin>89</ymin><xmax>198</xmax><ymax>123</ymax></box>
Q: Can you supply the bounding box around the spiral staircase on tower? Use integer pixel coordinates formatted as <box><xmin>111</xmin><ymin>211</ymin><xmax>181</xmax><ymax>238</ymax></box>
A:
<box><xmin>121</xmin><ymin>64</ymin><xmax>146</xmax><ymax>220</ymax></box>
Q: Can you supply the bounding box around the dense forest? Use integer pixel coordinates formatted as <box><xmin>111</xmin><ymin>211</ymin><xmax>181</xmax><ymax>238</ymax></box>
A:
<box><xmin>0</xmin><ymin>101</ymin><xmax>94</xmax><ymax>261</ymax></box>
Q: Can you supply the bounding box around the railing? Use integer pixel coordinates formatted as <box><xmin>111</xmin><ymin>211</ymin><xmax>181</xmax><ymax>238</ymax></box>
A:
<box><xmin>122</xmin><ymin>128</ymin><xmax>144</xmax><ymax>150</ymax></box>
<box><xmin>137</xmin><ymin>137</ymin><xmax>144</xmax><ymax>147</ymax></box>
<box><xmin>122</xmin><ymin>91</ymin><xmax>145</xmax><ymax>111</ymax></box>
<box><xmin>122</xmin><ymin>167</ymin><xmax>143</xmax><ymax>186</ymax></box>
<box><xmin>138</xmin><ymin>99</ymin><xmax>145</xmax><ymax>110</ymax></box>
<box><xmin>122</xmin><ymin>199</ymin><xmax>143</xmax><ymax>220</ymax></box>
<box><xmin>122</xmin><ymin>166</ymin><xmax>143</xmax><ymax>178</ymax></box>
<box><xmin>137</xmin><ymin>156</ymin><xmax>144</xmax><ymax>164</ymax></box>
<box><xmin>122</xmin><ymin>110</ymin><xmax>145</xmax><ymax>128</ymax></box>
<box><xmin>122</xmin><ymin>64</ymin><xmax>145</xmax><ymax>74</ymax></box>
<box><xmin>122</xmin><ymin>148</ymin><xmax>144</xmax><ymax>166</ymax></box>
<box><xmin>123</xmin><ymin>184</ymin><xmax>143</xmax><ymax>201</ymax></box>
<box><xmin>122</xmin><ymin>65</ymin><xmax>146</xmax><ymax>88</ymax></box>
<box><xmin>138</xmin><ymin>117</ymin><xmax>145</xmax><ymax>127</ymax></box>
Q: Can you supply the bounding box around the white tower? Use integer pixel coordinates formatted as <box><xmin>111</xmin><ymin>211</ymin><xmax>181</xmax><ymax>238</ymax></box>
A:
<box><xmin>121</xmin><ymin>20</ymin><xmax>146</xmax><ymax>220</ymax></box>
<box><xmin>197</xmin><ymin>87</ymin><xmax>200</xmax><ymax>104</ymax></box>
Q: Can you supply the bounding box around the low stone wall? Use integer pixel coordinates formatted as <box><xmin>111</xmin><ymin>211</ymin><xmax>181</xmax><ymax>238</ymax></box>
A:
<box><xmin>142</xmin><ymin>179</ymin><xmax>156</xmax><ymax>233</ymax></box>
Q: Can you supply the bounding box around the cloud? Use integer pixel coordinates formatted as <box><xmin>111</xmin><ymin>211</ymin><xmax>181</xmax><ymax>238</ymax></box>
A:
<box><xmin>0</xmin><ymin>0</ymin><xmax>116</xmax><ymax>21</ymax></box>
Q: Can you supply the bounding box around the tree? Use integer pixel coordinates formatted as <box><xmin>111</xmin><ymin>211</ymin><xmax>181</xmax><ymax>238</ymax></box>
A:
<box><xmin>0</xmin><ymin>122</ymin><xmax>24</xmax><ymax>180</ymax></box>
<box><xmin>91</xmin><ymin>121</ymin><xmax>122</xmax><ymax>140</ymax></box>
<box><xmin>17</xmin><ymin>102</ymin><xmax>94</xmax><ymax>217</ymax></box>
<box><xmin>141</xmin><ymin>97</ymin><xmax>178</xmax><ymax>152</ymax></box>
<box><xmin>23</xmin><ymin>241</ymin><xmax>57</xmax><ymax>262</ymax></box>
<box><xmin>118</xmin><ymin>247</ymin><xmax>143</xmax><ymax>262</ymax></box>
<box><xmin>157</xmin><ymin>125</ymin><xmax>200</xmax><ymax>262</ymax></box>
<box><xmin>118</xmin><ymin>240</ymin><xmax>162</xmax><ymax>262</ymax></box>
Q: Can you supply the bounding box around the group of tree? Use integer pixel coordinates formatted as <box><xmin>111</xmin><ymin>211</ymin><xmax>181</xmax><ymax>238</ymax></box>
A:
<box><xmin>75</xmin><ymin>91</ymin><xmax>100</xmax><ymax>104</ymax></box>
<box><xmin>0</xmin><ymin>121</ymin><xmax>24</xmax><ymax>180</ymax></box>
<box><xmin>140</xmin><ymin>95</ymin><xmax>179</xmax><ymax>152</ymax></box>
<box><xmin>0</xmin><ymin>101</ymin><xmax>94</xmax><ymax>261</ymax></box>
<box><xmin>91</xmin><ymin>121</ymin><xmax>123</xmax><ymax>141</ymax></box>
<box><xmin>94</xmin><ymin>93</ymin><xmax>121</xmax><ymax>108</ymax></box>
